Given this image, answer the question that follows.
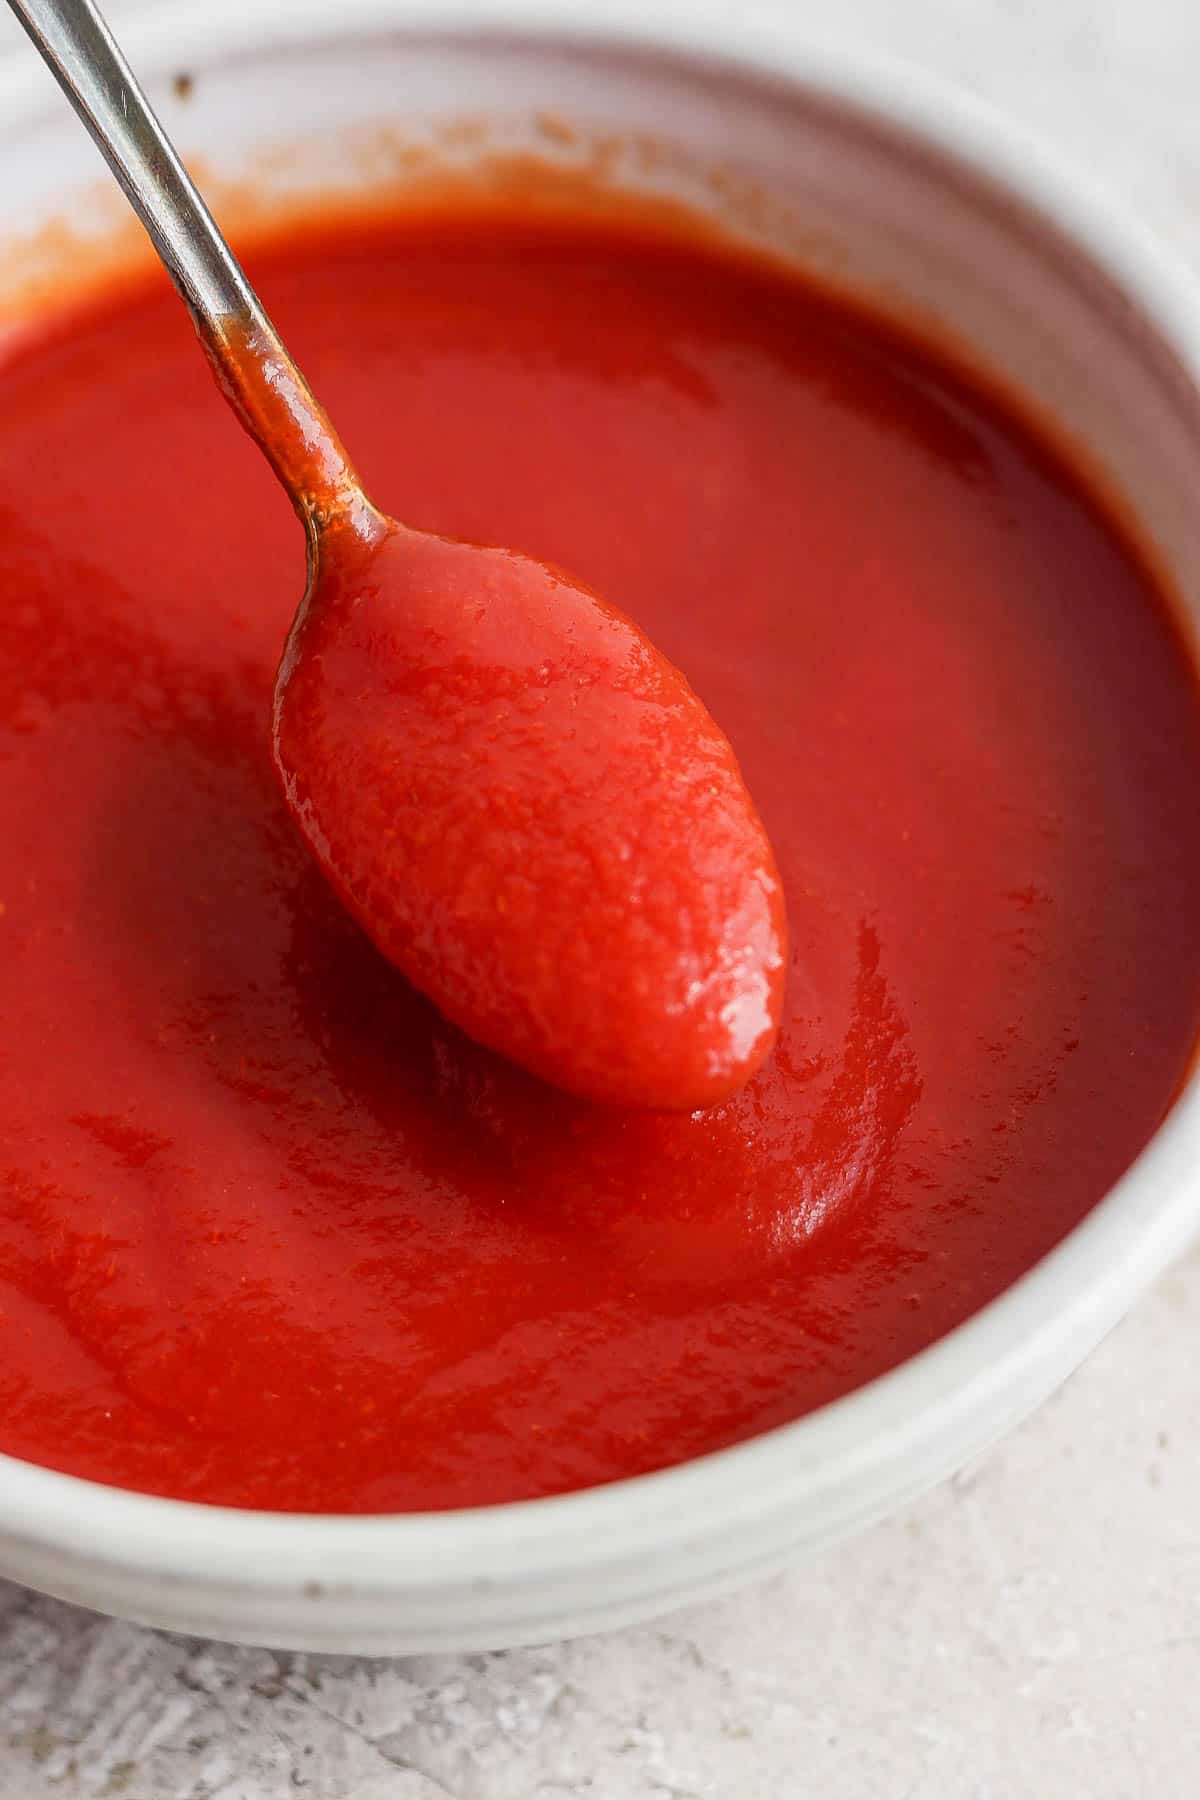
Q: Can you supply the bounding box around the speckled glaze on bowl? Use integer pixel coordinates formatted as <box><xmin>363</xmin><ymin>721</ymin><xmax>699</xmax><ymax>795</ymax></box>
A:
<box><xmin>0</xmin><ymin>0</ymin><xmax>1198</xmax><ymax>1652</ymax></box>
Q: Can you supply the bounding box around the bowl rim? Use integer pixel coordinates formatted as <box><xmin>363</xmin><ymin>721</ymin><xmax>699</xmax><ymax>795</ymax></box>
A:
<box><xmin>1</xmin><ymin>0</ymin><xmax>1199</xmax><ymax>1599</ymax></box>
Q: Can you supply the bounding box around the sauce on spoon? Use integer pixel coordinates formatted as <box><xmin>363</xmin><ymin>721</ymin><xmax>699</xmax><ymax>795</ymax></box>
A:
<box><xmin>273</xmin><ymin>503</ymin><xmax>786</xmax><ymax>1110</ymax></box>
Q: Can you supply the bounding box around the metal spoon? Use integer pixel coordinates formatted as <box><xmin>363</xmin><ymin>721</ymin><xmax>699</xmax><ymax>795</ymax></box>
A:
<box><xmin>7</xmin><ymin>0</ymin><xmax>788</xmax><ymax>1109</ymax></box>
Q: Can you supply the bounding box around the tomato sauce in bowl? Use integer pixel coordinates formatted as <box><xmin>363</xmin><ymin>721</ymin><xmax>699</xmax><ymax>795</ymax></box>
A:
<box><xmin>2</xmin><ymin>207</ymin><xmax>1199</xmax><ymax>1513</ymax></box>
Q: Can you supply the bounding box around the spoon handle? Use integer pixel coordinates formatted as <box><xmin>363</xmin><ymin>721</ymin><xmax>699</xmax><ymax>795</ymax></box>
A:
<box><xmin>9</xmin><ymin>0</ymin><xmax>266</xmax><ymax>334</ymax></box>
<box><xmin>7</xmin><ymin>0</ymin><xmax>369</xmax><ymax>530</ymax></box>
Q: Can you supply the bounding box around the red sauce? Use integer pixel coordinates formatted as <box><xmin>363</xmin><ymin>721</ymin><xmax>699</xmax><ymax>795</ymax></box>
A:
<box><xmin>2</xmin><ymin>211</ymin><xmax>1199</xmax><ymax>1512</ymax></box>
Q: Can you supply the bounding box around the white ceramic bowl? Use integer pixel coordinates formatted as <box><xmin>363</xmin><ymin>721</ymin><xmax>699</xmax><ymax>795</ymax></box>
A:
<box><xmin>1</xmin><ymin>0</ymin><xmax>1198</xmax><ymax>1654</ymax></box>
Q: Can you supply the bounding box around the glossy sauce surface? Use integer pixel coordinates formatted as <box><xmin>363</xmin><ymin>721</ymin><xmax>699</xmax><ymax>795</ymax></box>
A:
<box><xmin>2</xmin><ymin>214</ymin><xmax>1199</xmax><ymax>1511</ymax></box>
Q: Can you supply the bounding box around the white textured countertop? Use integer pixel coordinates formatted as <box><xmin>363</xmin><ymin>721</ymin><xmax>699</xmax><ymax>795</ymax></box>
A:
<box><xmin>2</xmin><ymin>1</ymin><xmax>1200</xmax><ymax>1795</ymax></box>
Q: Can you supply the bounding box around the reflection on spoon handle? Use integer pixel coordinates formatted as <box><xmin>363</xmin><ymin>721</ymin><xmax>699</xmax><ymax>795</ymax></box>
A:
<box><xmin>9</xmin><ymin>0</ymin><xmax>264</xmax><ymax>331</ymax></box>
<box><xmin>6</xmin><ymin>0</ymin><xmax>367</xmax><ymax>528</ymax></box>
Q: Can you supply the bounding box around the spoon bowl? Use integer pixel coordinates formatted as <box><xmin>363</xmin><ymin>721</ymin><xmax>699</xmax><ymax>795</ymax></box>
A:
<box><xmin>277</xmin><ymin>514</ymin><xmax>787</xmax><ymax>1107</ymax></box>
